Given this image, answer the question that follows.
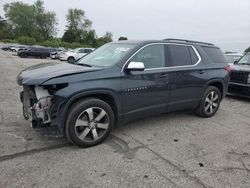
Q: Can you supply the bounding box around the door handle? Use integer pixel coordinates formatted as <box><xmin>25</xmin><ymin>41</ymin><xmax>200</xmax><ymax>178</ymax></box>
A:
<box><xmin>199</xmin><ymin>70</ymin><xmax>205</xmax><ymax>74</ymax></box>
<box><xmin>158</xmin><ymin>73</ymin><xmax>168</xmax><ymax>78</ymax></box>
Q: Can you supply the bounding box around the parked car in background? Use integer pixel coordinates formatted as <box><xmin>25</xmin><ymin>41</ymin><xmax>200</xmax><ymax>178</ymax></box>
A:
<box><xmin>17</xmin><ymin>47</ymin><xmax>50</xmax><ymax>58</ymax></box>
<box><xmin>1</xmin><ymin>45</ymin><xmax>13</xmax><ymax>51</ymax></box>
<box><xmin>10</xmin><ymin>45</ymin><xmax>28</xmax><ymax>52</ymax></box>
<box><xmin>224</xmin><ymin>53</ymin><xmax>242</xmax><ymax>65</ymax></box>
<box><xmin>17</xmin><ymin>39</ymin><xmax>230</xmax><ymax>147</ymax></box>
<box><xmin>228</xmin><ymin>53</ymin><xmax>250</xmax><ymax>97</ymax></box>
<box><xmin>59</xmin><ymin>48</ymin><xmax>95</xmax><ymax>63</ymax></box>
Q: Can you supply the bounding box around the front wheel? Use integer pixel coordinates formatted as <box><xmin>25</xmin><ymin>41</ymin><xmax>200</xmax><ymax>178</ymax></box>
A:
<box><xmin>65</xmin><ymin>98</ymin><xmax>114</xmax><ymax>147</ymax></box>
<box><xmin>196</xmin><ymin>86</ymin><xmax>221</xmax><ymax>117</ymax></box>
<box><xmin>67</xmin><ymin>57</ymin><xmax>75</xmax><ymax>64</ymax></box>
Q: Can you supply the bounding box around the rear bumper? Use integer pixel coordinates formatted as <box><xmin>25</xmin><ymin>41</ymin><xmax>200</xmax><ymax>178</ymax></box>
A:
<box><xmin>228</xmin><ymin>82</ymin><xmax>250</xmax><ymax>97</ymax></box>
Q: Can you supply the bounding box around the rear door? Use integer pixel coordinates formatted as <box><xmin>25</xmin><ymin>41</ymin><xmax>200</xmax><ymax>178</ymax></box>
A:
<box><xmin>166</xmin><ymin>44</ymin><xmax>207</xmax><ymax>111</ymax></box>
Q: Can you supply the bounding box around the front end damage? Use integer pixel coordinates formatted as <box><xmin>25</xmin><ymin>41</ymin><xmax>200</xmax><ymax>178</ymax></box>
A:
<box><xmin>20</xmin><ymin>85</ymin><xmax>67</xmax><ymax>130</ymax></box>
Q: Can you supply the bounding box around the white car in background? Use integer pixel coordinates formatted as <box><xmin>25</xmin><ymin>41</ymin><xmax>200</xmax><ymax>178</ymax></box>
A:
<box><xmin>224</xmin><ymin>53</ymin><xmax>243</xmax><ymax>65</ymax></box>
<box><xmin>59</xmin><ymin>48</ymin><xmax>95</xmax><ymax>63</ymax></box>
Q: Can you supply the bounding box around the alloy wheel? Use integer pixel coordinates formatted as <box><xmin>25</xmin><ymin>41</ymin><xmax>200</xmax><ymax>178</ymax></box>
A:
<box><xmin>74</xmin><ymin>107</ymin><xmax>109</xmax><ymax>142</ymax></box>
<box><xmin>204</xmin><ymin>91</ymin><xmax>219</xmax><ymax>115</ymax></box>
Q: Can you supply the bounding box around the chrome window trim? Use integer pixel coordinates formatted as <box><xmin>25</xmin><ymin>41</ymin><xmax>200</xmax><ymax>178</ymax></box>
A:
<box><xmin>121</xmin><ymin>42</ymin><xmax>201</xmax><ymax>72</ymax></box>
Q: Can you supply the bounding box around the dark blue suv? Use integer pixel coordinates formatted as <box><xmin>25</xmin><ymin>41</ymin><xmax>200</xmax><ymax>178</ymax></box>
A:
<box><xmin>17</xmin><ymin>39</ymin><xmax>230</xmax><ymax>147</ymax></box>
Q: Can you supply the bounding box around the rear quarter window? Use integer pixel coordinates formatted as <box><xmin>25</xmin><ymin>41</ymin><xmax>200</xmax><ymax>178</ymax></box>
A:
<box><xmin>202</xmin><ymin>46</ymin><xmax>227</xmax><ymax>63</ymax></box>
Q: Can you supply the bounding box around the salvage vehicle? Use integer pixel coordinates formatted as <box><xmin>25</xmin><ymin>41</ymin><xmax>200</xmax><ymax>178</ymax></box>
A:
<box><xmin>17</xmin><ymin>39</ymin><xmax>230</xmax><ymax>147</ymax></box>
<box><xmin>59</xmin><ymin>48</ymin><xmax>95</xmax><ymax>63</ymax></box>
<box><xmin>228</xmin><ymin>53</ymin><xmax>250</xmax><ymax>97</ymax></box>
<box><xmin>18</xmin><ymin>47</ymin><xmax>50</xmax><ymax>58</ymax></box>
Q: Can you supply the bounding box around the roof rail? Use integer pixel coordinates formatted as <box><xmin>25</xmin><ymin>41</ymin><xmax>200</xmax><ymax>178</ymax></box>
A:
<box><xmin>163</xmin><ymin>38</ymin><xmax>214</xmax><ymax>46</ymax></box>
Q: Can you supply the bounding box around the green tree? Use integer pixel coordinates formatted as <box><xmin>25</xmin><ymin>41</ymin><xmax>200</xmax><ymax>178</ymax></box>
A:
<box><xmin>97</xmin><ymin>32</ymin><xmax>113</xmax><ymax>46</ymax></box>
<box><xmin>17</xmin><ymin>36</ymin><xmax>36</xmax><ymax>45</ymax></box>
<box><xmin>62</xmin><ymin>8</ymin><xmax>92</xmax><ymax>43</ymax></box>
<box><xmin>0</xmin><ymin>15</ymin><xmax>12</xmax><ymax>39</ymax></box>
<box><xmin>3</xmin><ymin>0</ymin><xmax>57</xmax><ymax>41</ymax></box>
<box><xmin>245</xmin><ymin>46</ymin><xmax>250</xmax><ymax>53</ymax></box>
<box><xmin>81</xmin><ymin>30</ymin><xmax>98</xmax><ymax>47</ymax></box>
<box><xmin>118</xmin><ymin>36</ymin><xmax>128</xmax><ymax>41</ymax></box>
<box><xmin>33</xmin><ymin>0</ymin><xmax>57</xmax><ymax>41</ymax></box>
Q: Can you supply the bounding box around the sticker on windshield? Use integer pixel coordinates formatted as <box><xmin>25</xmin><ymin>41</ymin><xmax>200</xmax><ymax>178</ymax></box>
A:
<box><xmin>115</xmin><ymin>47</ymin><xmax>130</xmax><ymax>52</ymax></box>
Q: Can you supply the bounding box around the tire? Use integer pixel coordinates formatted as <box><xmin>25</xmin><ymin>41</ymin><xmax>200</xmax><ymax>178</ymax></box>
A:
<box><xmin>20</xmin><ymin>53</ymin><xmax>27</xmax><ymax>58</ymax></box>
<box><xmin>65</xmin><ymin>98</ymin><xmax>115</xmax><ymax>147</ymax></box>
<box><xmin>40</xmin><ymin>55</ymin><xmax>46</xmax><ymax>59</ymax></box>
<box><xmin>67</xmin><ymin>57</ymin><xmax>75</xmax><ymax>64</ymax></box>
<box><xmin>196</xmin><ymin>86</ymin><xmax>221</xmax><ymax>117</ymax></box>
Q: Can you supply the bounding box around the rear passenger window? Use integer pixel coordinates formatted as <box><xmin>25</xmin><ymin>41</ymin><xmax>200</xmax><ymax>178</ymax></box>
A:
<box><xmin>202</xmin><ymin>47</ymin><xmax>227</xmax><ymax>63</ymax></box>
<box><xmin>130</xmin><ymin>44</ymin><xmax>165</xmax><ymax>69</ymax></box>
<box><xmin>168</xmin><ymin>45</ymin><xmax>196</xmax><ymax>66</ymax></box>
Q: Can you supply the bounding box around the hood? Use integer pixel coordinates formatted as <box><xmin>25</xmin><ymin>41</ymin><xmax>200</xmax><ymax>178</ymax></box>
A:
<box><xmin>17</xmin><ymin>62</ymin><xmax>102</xmax><ymax>85</ymax></box>
<box><xmin>231</xmin><ymin>64</ymin><xmax>250</xmax><ymax>72</ymax></box>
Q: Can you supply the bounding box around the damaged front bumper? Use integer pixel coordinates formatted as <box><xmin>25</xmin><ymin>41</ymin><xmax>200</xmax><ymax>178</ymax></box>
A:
<box><xmin>20</xmin><ymin>86</ymin><xmax>66</xmax><ymax>129</ymax></box>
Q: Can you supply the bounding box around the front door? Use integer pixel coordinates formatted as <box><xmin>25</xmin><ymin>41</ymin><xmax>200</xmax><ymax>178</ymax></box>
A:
<box><xmin>121</xmin><ymin>44</ymin><xmax>170</xmax><ymax>120</ymax></box>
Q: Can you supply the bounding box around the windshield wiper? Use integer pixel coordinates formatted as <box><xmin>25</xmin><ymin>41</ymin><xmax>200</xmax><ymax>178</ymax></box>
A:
<box><xmin>76</xmin><ymin>63</ymin><xmax>92</xmax><ymax>67</ymax></box>
<box><xmin>238</xmin><ymin>63</ymin><xmax>250</xmax><ymax>65</ymax></box>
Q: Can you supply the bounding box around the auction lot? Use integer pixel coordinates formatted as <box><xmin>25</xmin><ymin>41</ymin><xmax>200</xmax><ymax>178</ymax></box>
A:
<box><xmin>0</xmin><ymin>50</ymin><xmax>250</xmax><ymax>188</ymax></box>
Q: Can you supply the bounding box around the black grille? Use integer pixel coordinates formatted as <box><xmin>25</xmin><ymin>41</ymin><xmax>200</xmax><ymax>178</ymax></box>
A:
<box><xmin>230</xmin><ymin>71</ymin><xmax>249</xmax><ymax>84</ymax></box>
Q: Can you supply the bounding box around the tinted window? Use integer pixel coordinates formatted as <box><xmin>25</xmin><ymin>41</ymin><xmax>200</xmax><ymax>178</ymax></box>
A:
<box><xmin>202</xmin><ymin>47</ymin><xmax>227</xmax><ymax>63</ymax></box>
<box><xmin>168</xmin><ymin>45</ymin><xmax>192</xmax><ymax>66</ymax></box>
<box><xmin>84</xmin><ymin>49</ymin><xmax>93</xmax><ymax>53</ymax></box>
<box><xmin>130</xmin><ymin>44</ymin><xmax>165</xmax><ymax>69</ymax></box>
<box><xmin>78</xmin><ymin>49</ymin><xmax>85</xmax><ymax>53</ymax></box>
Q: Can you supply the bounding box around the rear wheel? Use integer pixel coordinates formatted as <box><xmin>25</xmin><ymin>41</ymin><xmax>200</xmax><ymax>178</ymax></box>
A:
<box><xmin>196</xmin><ymin>86</ymin><xmax>221</xmax><ymax>117</ymax></box>
<box><xmin>65</xmin><ymin>98</ymin><xmax>114</xmax><ymax>147</ymax></box>
<box><xmin>20</xmin><ymin>53</ymin><xmax>27</xmax><ymax>58</ymax></box>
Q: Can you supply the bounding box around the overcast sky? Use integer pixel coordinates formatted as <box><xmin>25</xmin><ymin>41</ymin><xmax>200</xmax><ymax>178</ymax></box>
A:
<box><xmin>1</xmin><ymin>0</ymin><xmax>250</xmax><ymax>52</ymax></box>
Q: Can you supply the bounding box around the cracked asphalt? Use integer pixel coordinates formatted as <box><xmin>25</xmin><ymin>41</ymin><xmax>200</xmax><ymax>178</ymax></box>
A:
<box><xmin>0</xmin><ymin>49</ymin><xmax>250</xmax><ymax>188</ymax></box>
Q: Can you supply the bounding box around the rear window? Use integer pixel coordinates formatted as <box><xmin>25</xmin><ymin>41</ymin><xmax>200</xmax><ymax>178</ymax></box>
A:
<box><xmin>202</xmin><ymin>47</ymin><xmax>227</xmax><ymax>63</ymax></box>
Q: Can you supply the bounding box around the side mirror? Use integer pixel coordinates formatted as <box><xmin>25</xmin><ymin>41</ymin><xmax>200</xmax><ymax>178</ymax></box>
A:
<box><xmin>233</xmin><ymin>60</ymin><xmax>238</xmax><ymax>64</ymax></box>
<box><xmin>126</xmin><ymin>61</ymin><xmax>145</xmax><ymax>71</ymax></box>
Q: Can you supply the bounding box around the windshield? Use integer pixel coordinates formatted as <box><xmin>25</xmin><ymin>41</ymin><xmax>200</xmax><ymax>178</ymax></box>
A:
<box><xmin>77</xmin><ymin>43</ymin><xmax>136</xmax><ymax>67</ymax></box>
<box><xmin>237</xmin><ymin>54</ymin><xmax>250</xmax><ymax>65</ymax></box>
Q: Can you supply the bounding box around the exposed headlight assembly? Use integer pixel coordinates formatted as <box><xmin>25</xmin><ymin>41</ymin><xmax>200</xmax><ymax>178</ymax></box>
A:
<box><xmin>33</xmin><ymin>87</ymin><xmax>52</xmax><ymax>123</ymax></box>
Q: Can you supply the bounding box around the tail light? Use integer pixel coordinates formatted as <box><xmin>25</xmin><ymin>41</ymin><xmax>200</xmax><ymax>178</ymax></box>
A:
<box><xmin>224</xmin><ymin>65</ymin><xmax>232</xmax><ymax>73</ymax></box>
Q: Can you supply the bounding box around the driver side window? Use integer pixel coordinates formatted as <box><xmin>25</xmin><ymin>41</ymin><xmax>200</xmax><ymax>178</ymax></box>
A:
<box><xmin>130</xmin><ymin>44</ymin><xmax>165</xmax><ymax>69</ymax></box>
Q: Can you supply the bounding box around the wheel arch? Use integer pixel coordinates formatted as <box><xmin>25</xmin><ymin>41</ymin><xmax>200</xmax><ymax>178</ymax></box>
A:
<box><xmin>59</xmin><ymin>90</ymin><xmax>121</xmax><ymax>133</ymax></box>
<box><xmin>206</xmin><ymin>79</ymin><xmax>225</xmax><ymax>97</ymax></box>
